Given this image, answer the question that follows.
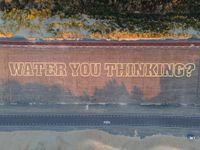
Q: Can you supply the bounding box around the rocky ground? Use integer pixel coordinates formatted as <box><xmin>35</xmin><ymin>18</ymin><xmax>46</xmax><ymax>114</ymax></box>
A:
<box><xmin>0</xmin><ymin>129</ymin><xmax>198</xmax><ymax>150</ymax></box>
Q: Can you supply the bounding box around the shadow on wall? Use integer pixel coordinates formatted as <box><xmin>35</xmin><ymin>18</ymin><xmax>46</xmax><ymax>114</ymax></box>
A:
<box><xmin>0</xmin><ymin>80</ymin><xmax>77</xmax><ymax>104</ymax></box>
<box><xmin>152</xmin><ymin>59</ymin><xmax>200</xmax><ymax>105</ymax></box>
<box><xmin>0</xmin><ymin>79</ymin><xmax>145</xmax><ymax>105</ymax></box>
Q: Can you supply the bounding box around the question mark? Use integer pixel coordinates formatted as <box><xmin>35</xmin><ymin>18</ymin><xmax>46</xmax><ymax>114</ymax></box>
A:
<box><xmin>185</xmin><ymin>63</ymin><xmax>196</xmax><ymax>77</ymax></box>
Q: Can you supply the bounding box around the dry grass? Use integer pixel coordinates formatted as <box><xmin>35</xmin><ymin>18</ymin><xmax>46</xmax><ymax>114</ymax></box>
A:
<box><xmin>90</xmin><ymin>31</ymin><xmax>192</xmax><ymax>40</ymax></box>
<box><xmin>0</xmin><ymin>31</ymin><xmax>192</xmax><ymax>40</ymax></box>
<box><xmin>0</xmin><ymin>32</ymin><xmax>13</xmax><ymax>38</ymax></box>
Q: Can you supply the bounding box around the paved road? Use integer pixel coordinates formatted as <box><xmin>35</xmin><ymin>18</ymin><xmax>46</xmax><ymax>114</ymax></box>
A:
<box><xmin>0</xmin><ymin>114</ymin><xmax>200</xmax><ymax>128</ymax></box>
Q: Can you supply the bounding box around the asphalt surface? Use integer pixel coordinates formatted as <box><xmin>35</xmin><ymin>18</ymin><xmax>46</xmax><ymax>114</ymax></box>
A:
<box><xmin>0</xmin><ymin>114</ymin><xmax>199</xmax><ymax>128</ymax></box>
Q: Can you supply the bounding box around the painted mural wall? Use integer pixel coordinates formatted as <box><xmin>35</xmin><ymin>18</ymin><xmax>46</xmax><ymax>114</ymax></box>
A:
<box><xmin>0</xmin><ymin>45</ymin><xmax>199</xmax><ymax>104</ymax></box>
